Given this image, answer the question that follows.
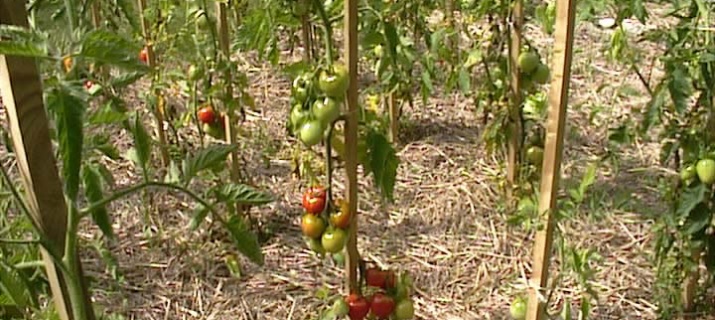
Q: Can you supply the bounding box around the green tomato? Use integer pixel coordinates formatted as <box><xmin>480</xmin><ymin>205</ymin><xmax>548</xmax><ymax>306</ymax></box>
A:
<box><xmin>393</xmin><ymin>299</ymin><xmax>415</xmax><ymax>320</ymax></box>
<box><xmin>532</xmin><ymin>63</ymin><xmax>550</xmax><ymax>84</ymax></box>
<box><xmin>518</xmin><ymin>51</ymin><xmax>540</xmax><ymax>74</ymax></box>
<box><xmin>188</xmin><ymin>64</ymin><xmax>202</xmax><ymax>82</ymax></box>
<box><xmin>292</xmin><ymin>74</ymin><xmax>312</xmax><ymax>103</ymax></box>
<box><xmin>321</xmin><ymin>227</ymin><xmax>347</xmax><ymax>253</ymax></box>
<box><xmin>374</xmin><ymin>45</ymin><xmax>384</xmax><ymax>57</ymax></box>
<box><xmin>318</xmin><ymin>64</ymin><xmax>349</xmax><ymax>98</ymax></box>
<box><xmin>332</xmin><ymin>298</ymin><xmax>350</xmax><ymax>316</ymax></box>
<box><xmin>290</xmin><ymin>104</ymin><xmax>308</xmax><ymax>128</ymax></box>
<box><xmin>681</xmin><ymin>165</ymin><xmax>697</xmax><ymax>182</ymax></box>
<box><xmin>696</xmin><ymin>158</ymin><xmax>715</xmax><ymax>185</ymax></box>
<box><xmin>312</xmin><ymin>97</ymin><xmax>341</xmax><ymax>126</ymax></box>
<box><xmin>299</xmin><ymin>120</ymin><xmax>325</xmax><ymax>147</ymax></box>
<box><xmin>510</xmin><ymin>297</ymin><xmax>527</xmax><ymax>320</ymax></box>
<box><xmin>526</xmin><ymin>146</ymin><xmax>544</xmax><ymax>165</ymax></box>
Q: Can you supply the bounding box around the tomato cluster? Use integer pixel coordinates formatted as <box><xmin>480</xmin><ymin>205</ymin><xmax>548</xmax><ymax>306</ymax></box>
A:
<box><xmin>197</xmin><ymin>105</ymin><xmax>226</xmax><ymax>139</ymax></box>
<box><xmin>331</xmin><ymin>267</ymin><xmax>415</xmax><ymax>320</ymax></box>
<box><xmin>681</xmin><ymin>154</ymin><xmax>715</xmax><ymax>186</ymax></box>
<box><xmin>517</xmin><ymin>50</ymin><xmax>550</xmax><ymax>93</ymax></box>
<box><xmin>288</xmin><ymin>63</ymin><xmax>349</xmax><ymax>147</ymax></box>
<box><xmin>301</xmin><ymin>186</ymin><xmax>352</xmax><ymax>255</ymax></box>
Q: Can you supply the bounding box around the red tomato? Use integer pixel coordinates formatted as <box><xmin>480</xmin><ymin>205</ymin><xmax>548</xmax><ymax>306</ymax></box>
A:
<box><xmin>369</xmin><ymin>292</ymin><xmax>395</xmax><ymax>319</ymax></box>
<box><xmin>302</xmin><ymin>186</ymin><xmax>327</xmax><ymax>214</ymax></box>
<box><xmin>139</xmin><ymin>47</ymin><xmax>149</xmax><ymax>63</ymax></box>
<box><xmin>345</xmin><ymin>294</ymin><xmax>370</xmax><ymax>320</ymax></box>
<box><xmin>84</xmin><ymin>80</ymin><xmax>94</xmax><ymax>90</ymax></box>
<box><xmin>197</xmin><ymin>106</ymin><xmax>216</xmax><ymax>124</ymax></box>
<box><xmin>366</xmin><ymin>268</ymin><xmax>387</xmax><ymax>288</ymax></box>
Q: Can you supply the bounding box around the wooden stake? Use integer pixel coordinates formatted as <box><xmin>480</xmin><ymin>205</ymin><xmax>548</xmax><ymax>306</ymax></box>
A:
<box><xmin>525</xmin><ymin>0</ymin><xmax>577</xmax><ymax>319</ymax></box>
<box><xmin>506</xmin><ymin>0</ymin><xmax>524</xmax><ymax>204</ymax></box>
<box><xmin>388</xmin><ymin>93</ymin><xmax>399</xmax><ymax>143</ymax></box>
<box><xmin>137</xmin><ymin>0</ymin><xmax>171</xmax><ymax>167</ymax></box>
<box><xmin>0</xmin><ymin>3</ymin><xmax>96</xmax><ymax>319</ymax></box>
<box><xmin>682</xmin><ymin>246</ymin><xmax>702</xmax><ymax>312</ymax></box>
<box><xmin>343</xmin><ymin>0</ymin><xmax>360</xmax><ymax>293</ymax></box>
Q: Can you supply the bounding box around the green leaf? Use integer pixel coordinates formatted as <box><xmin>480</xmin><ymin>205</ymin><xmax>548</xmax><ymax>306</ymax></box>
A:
<box><xmin>682</xmin><ymin>203</ymin><xmax>711</xmax><ymax>235</ymax></box>
<box><xmin>0</xmin><ymin>25</ymin><xmax>48</xmax><ymax>58</ymax></box>
<box><xmin>88</xmin><ymin>104</ymin><xmax>128</xmax><ymax>125</ymax></box>
<box><xmin>676</xmin><ymin>183</ymin><xmax>706</xmax><ymax>218</ymax></box>
<box><xmin>640</xmin><ymin>83</ymin><xmax>667</xmax><ymax>133</ymax></box>
<box><xmin>223</xmin><ymin>214</ymin><xmax>264</xmax><ymax>265</ymax></box>
<box><xmin>667</xmin><ymin>64</ymin><xmax>691</xmax><ymax>115</ymax></box>
<box><xmin>46</xmin><ymin>87</ymin><xmax>85</xmax><ymax>200</ymax></box>
<box><xmin>0</xmin><ymin>263</ymin><xmax>29</xmax><ymax>309</ymax></box>
<box><xmin>366</xmin><ymin>131</ymin><xmax>399</xmax><ymax>202</ymax></box>
<box><xmin>82</xmin><ymin>164</ymin><xmax>114</xmax><ymax>239</ymax></box>
<box><xmin>130</xmin><ymin>112</ymin><xmax>152</xmax><ymax>175</ymax></box>
<box><xmin>80</xmin><ymin>30</ymin><xmax>149</xmax><ymax>71</ymax></box>
<box><xmin>164</xmin><ymin>161</ymin><xmax>181</xmax><ymax>184</ymax></box>
<box><xmin>215</xmin><ymin>184</ymin><xmax>274</xmax><ymax>205</ymax></box>
<box><xmin>188</xmin><ymin>205</ymin><xmax>210</xmax><ymax>230</ymax></box>
<box><xmin>182</xmin><ymin>144</ymin><xmax>238</xmax><ymax>184</ymax></box>
<box><xmin>109</xmin><ymin>71</ymin><xmax>147</xmax><ymax>88</ymax></box>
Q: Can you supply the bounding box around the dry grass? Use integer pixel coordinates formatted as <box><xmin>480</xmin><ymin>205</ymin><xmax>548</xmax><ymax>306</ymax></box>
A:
<box><xmin>4</xmin><ymin>4</ymin><xmax>714</xmax><ymax>320</ymax></box>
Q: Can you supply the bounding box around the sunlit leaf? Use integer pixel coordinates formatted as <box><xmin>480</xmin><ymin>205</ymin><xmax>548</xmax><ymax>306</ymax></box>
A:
<box><xmin>215</xmin><ymin>184</ymin><xmax>274</xmax><ymax>205</ymax></box>
<box><xmin>182</xmin><ymin>144</ymin><xmax>238</xmax><ymax>185</ymax></box>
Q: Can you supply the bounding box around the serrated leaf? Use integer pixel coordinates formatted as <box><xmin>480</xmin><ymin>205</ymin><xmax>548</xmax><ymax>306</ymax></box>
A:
<box><xmin>0</xmin><ymin>263</ymin><xmax>29</xmax><ymax>309</ymax></box>
<box><xmin>88</xmin><ymin>104</ymin><xmax>128</xmax><ymax>125</ymax></box>
<box><xmin>131</xmin><ymin>112</ymin><xmax>152</xmax><ymax>175</ymax></box>
<box><xmin>80</xmin><ymin>30</ymin><xmax>148</xmax><ymax>71</ymax></box>
<box><xmin>189</xmin><ymin>205</ymin><xmax>210</xmax><ymax>230</ymax></box>
<box><xmin>215</xmin><ymin>184</ymin><xmax>274</xmax><ymax>205</ymax></box>
<box><xmin>366</xmin><ymin>131</ymin><xmax>399</xmax><ymax>202</ymax></box>
<box><xmin>110</xmin><ymin>71</ymin><xmax>147</xmax><ymax>88</ymax></box>
<box><xmin>677</xmin><ymin>183</ymin><xmax>706</xmax><ymax>218</ymax></box>
<box><xmin>223</xmin><ymin>214</ymin><xmax>264</xmax><ymax>265</ymax></box>
<box><xmin>82</xmin><ymin>165</ymin><xmax>114</xmax><ymax>239</ymax></box>
<box><xmin>182</xmin><ymin>144</ymin><xmax>238</xmax><ymax>184</ymax></box>
<box><xmin>46</xmin><ymin>88</ymin><xmax>85</xmax><ymax>200</ymax></box>
<box><xmin>0</xmin><ymin>25</ymin><xmax>48</xmax><ymax>58</ymax></box>
<box><xmin>640</xmin><ymin>83</ymin><xmax>666</xmax><ymax>133</ymax></box>
<box><xmin>667</xmin><ymin>64</ymin><xmax>691</xmax><ymax>115</ymax></box>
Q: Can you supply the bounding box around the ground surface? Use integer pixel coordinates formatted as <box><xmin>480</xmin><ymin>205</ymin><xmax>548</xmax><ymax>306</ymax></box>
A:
<box><xmin>60</xmin><ymin>9</ymin><xmax>715</xmax><ymax>320</ymax></box>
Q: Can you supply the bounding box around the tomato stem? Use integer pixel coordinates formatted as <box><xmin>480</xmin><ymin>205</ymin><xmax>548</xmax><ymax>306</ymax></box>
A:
<box><xmin>312</xmin><ymin>0</ymin><xmax>334</xmax><ymax>66</ymax></box>
<box><xmin>324</xmin><ymin>114</ymin><xmax>348</xmax><ymax>215</ymax></box>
